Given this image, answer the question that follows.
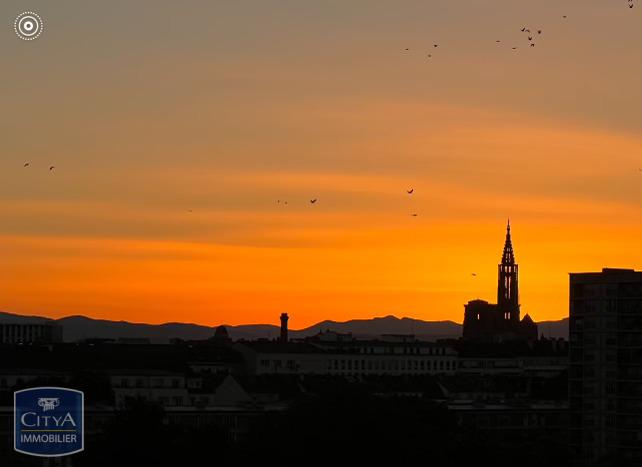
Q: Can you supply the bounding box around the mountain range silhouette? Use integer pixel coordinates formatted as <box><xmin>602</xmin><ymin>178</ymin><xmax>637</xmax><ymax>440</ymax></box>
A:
<box><xmin>0</xmin><ymin>311</ymin><xmax>568</xmax><ymax>343</ymax></box>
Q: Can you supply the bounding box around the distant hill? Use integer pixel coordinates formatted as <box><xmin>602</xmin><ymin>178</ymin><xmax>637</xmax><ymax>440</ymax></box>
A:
<box><xmin>0</xmin><ymin>311</ymin><xmax>568</xmax><ymax>343</ymax></box>
<box><xmin>0</xmin><ymin>311</ymin><xmax>53</xmax><ymax>324</ymax></box>
<box><xmin>534</xmin><ymin>318</ymin><xmax>569</xmax><ymax>340</ymax></box>
<box><xmin>301</xmin><ymin>316</ymin><xmax>462</xmax><ymax>340</ymax></box>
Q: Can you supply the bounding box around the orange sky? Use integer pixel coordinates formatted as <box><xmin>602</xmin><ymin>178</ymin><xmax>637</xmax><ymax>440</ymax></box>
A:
<box><xmin>0</xmin><ymin>0</ymin><xmax>640</xmax><ymax>328</ymax></box>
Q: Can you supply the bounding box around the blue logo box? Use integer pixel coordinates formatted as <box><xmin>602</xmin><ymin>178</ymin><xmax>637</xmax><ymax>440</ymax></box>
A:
<box><xmin>14</xmin><ymin>387</ymin><xmax>84</xmax><ymax>457</ymax></box>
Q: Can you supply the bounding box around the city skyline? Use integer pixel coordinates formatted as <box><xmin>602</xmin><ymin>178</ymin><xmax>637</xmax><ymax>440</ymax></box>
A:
<box><xmin>1</xmin><ymin>0</ymin><xmax>640</xmax><ymax>327</ymax></box>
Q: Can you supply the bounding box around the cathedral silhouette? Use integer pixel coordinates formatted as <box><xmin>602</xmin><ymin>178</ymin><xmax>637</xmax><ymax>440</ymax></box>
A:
<box><xmin>462</xmin><ymin>221</ymin><xmax>538</xmax><ymax>342</ymax></box>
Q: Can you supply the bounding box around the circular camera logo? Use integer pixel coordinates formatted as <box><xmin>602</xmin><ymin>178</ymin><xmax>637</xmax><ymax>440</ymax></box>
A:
<box><xmin>14</xmin><ymin>11</ymin><xmax>44</xmax><ymax>41</ymax></box>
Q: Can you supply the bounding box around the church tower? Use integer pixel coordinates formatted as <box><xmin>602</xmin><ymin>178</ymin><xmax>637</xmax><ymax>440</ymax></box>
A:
<box><xmin>497</xmin><ymin>220</ymin><xmax>520</xmax><ymax>322</ymax></box>
<box><xmin>463</xmin><ymin>220</ymin><xmax>535</xmax><ymax>341</ymax></box>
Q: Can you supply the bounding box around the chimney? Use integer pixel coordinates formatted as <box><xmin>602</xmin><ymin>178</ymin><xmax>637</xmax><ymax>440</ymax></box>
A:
<box><xmin>280</xmin><ymin>313</ymin><xmax>289</xmax><ymax>343</ymax></box>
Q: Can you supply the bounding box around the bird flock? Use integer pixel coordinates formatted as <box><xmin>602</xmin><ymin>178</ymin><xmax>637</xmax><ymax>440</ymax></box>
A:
<box><xmin>24</xmin><ymin>162</ymin><xmax>642</xmax><ymax>218</ymax></box>
<box><xmin>18</xmin><ymin>0</ymin><xmax>638</xmax><ymax>222</ymax></box>
<box><xmin>276</xmin><ymin>188</ymin><xmax>420</xmax><ymax>217</ymax></box>
<box><xmin>406</xmin><ymin>3</ymin><xmax>635</xmax><ymax>58</ymax></box>
<box><xmin>519</xmin><ymin>26</ymin><xmax>543</xmax><ymax>48</ymax></box>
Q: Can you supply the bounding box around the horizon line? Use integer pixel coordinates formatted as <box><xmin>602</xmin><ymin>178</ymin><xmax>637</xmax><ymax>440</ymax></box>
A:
<box><xmin>0</xmin><ymin>309</ymin><xmax>570</xmax><ymax>330</ymax></box>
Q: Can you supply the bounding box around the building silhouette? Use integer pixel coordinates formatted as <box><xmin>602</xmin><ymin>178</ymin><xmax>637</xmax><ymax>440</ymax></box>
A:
<box><xmin>235</xmin><ymin>333</ymin><xmax>458</xmax><ymax>376</ymax></box>
<box><xmin>0</xmin><ymin>321</ymin><xmax>62</xmax><ymax>344</ymax></box>
<box><xmin>0</xmin><ymin>306</ymin><xmax>571</xmax><ymax>466</ymax></box>
<box><xmin>463</xmin><ymin>221</ymin><xmax>538</xmax><ymax>342</ymax></box>
<box><xmin>210</xmin><ymin>325</ymin><xmax>233</xmax><ymax>344</ymax></box>
<box><xmin>569</xmin><ymin>268</ymin><xmax>642</xmax><ymax>466</ymax></box>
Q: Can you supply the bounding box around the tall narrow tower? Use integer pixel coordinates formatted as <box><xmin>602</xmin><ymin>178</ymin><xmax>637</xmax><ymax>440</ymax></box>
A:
<box><xmin>280</xmin><ymin>313</ymin><xmax>289</xmax><ymax>343</ymax></box>
<box><xmin>497</xmin><ymin>220</ymin><xmax>520</xmax><ymax>322</ymax></box>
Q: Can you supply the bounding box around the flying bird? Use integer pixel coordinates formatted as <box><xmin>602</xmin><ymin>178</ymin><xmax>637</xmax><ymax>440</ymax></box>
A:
<box><xmin>407</xmin><ymin>188</ymin><xmax>414</xmax><ymax>194</ymax></box>
<box><xmin>496</xmin><ymin>40</ymin><xmax>501</xmax><ymax>43</ymax></box>
<box><xmin>310</xmin><ymin>199</ymin><xmax>318</xmax><ymax>204</ymax></box>
<box><xmin>562</xmin><ymin>15</ymin><xmax>567</xmax><ymax>18</ymax></box>
<box><xmin>537</xmin><ymin>30</ymin><xmax>542</xmax><ymax>34</ymax></box>
<box><xmin>521</xmin><ymin>27</ymin><xmax>526</xmax><ymax>32</ymax></box>
<box><xmin>512</xmin><ymin>47</ymin><xmax>518</xmax><ymax>50</ymax></box>
<box><xmin>530</xmin><ymin>43</ymin><xmax>535</xmax><ymax>47</ymax></box>
<box><xmin>49</xmin><ymin>166</ymin><xmax>55</xmax><ymax>171</ymax></box>
<box><xmin>471</xmin><ymin>273</ymin><xmax>477</xmax><ymax>277</ymax></box>
<box><xmin>410</xmin><ymin>213</ymin><xmax>418</xmax><ymax>217</ymax></box>
<box><xmin>23</xmin><ymin>162</ymin><xmax>30</xmax><ymax>167</ymax></box>
<box><xmin>427</xmin><ymin>54</ymin><xmax>432</xmax><ymax>58</ymax></box>
<box><xmin>433</xmin><ymin>44</ymin><xmax>438</xmax><ymax>48</ymax></box>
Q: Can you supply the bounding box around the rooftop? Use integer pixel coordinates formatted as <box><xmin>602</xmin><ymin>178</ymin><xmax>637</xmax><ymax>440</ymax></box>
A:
<box><xmin>570</xmin><ymin>268</ymin><xmax>642</xmax><ymax>282</ymax></box>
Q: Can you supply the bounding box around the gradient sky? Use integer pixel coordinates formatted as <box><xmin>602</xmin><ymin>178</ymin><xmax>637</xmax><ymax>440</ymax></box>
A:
<box><xmin>1</xmin><ymin>0</ymin><xmax>640</xmax><ymax>328</ymax></box>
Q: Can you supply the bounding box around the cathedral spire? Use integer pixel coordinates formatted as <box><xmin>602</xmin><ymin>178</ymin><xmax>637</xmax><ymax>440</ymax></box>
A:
<box><xmin>501</xmin><ymin>219</ymin><xmax>515</xmax><ymax>265</ymax></box>
<box><xmin>498</xmin><ymin>220</ymin><xmax>519</xmax><ymax>320</ymax></box>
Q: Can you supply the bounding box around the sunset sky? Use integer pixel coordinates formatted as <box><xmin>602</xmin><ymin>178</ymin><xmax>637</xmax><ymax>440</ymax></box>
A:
<box><xmin>1</xmin><ymin>0</ymin><xmax>640</xmax><ymax>328</ymax></box>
